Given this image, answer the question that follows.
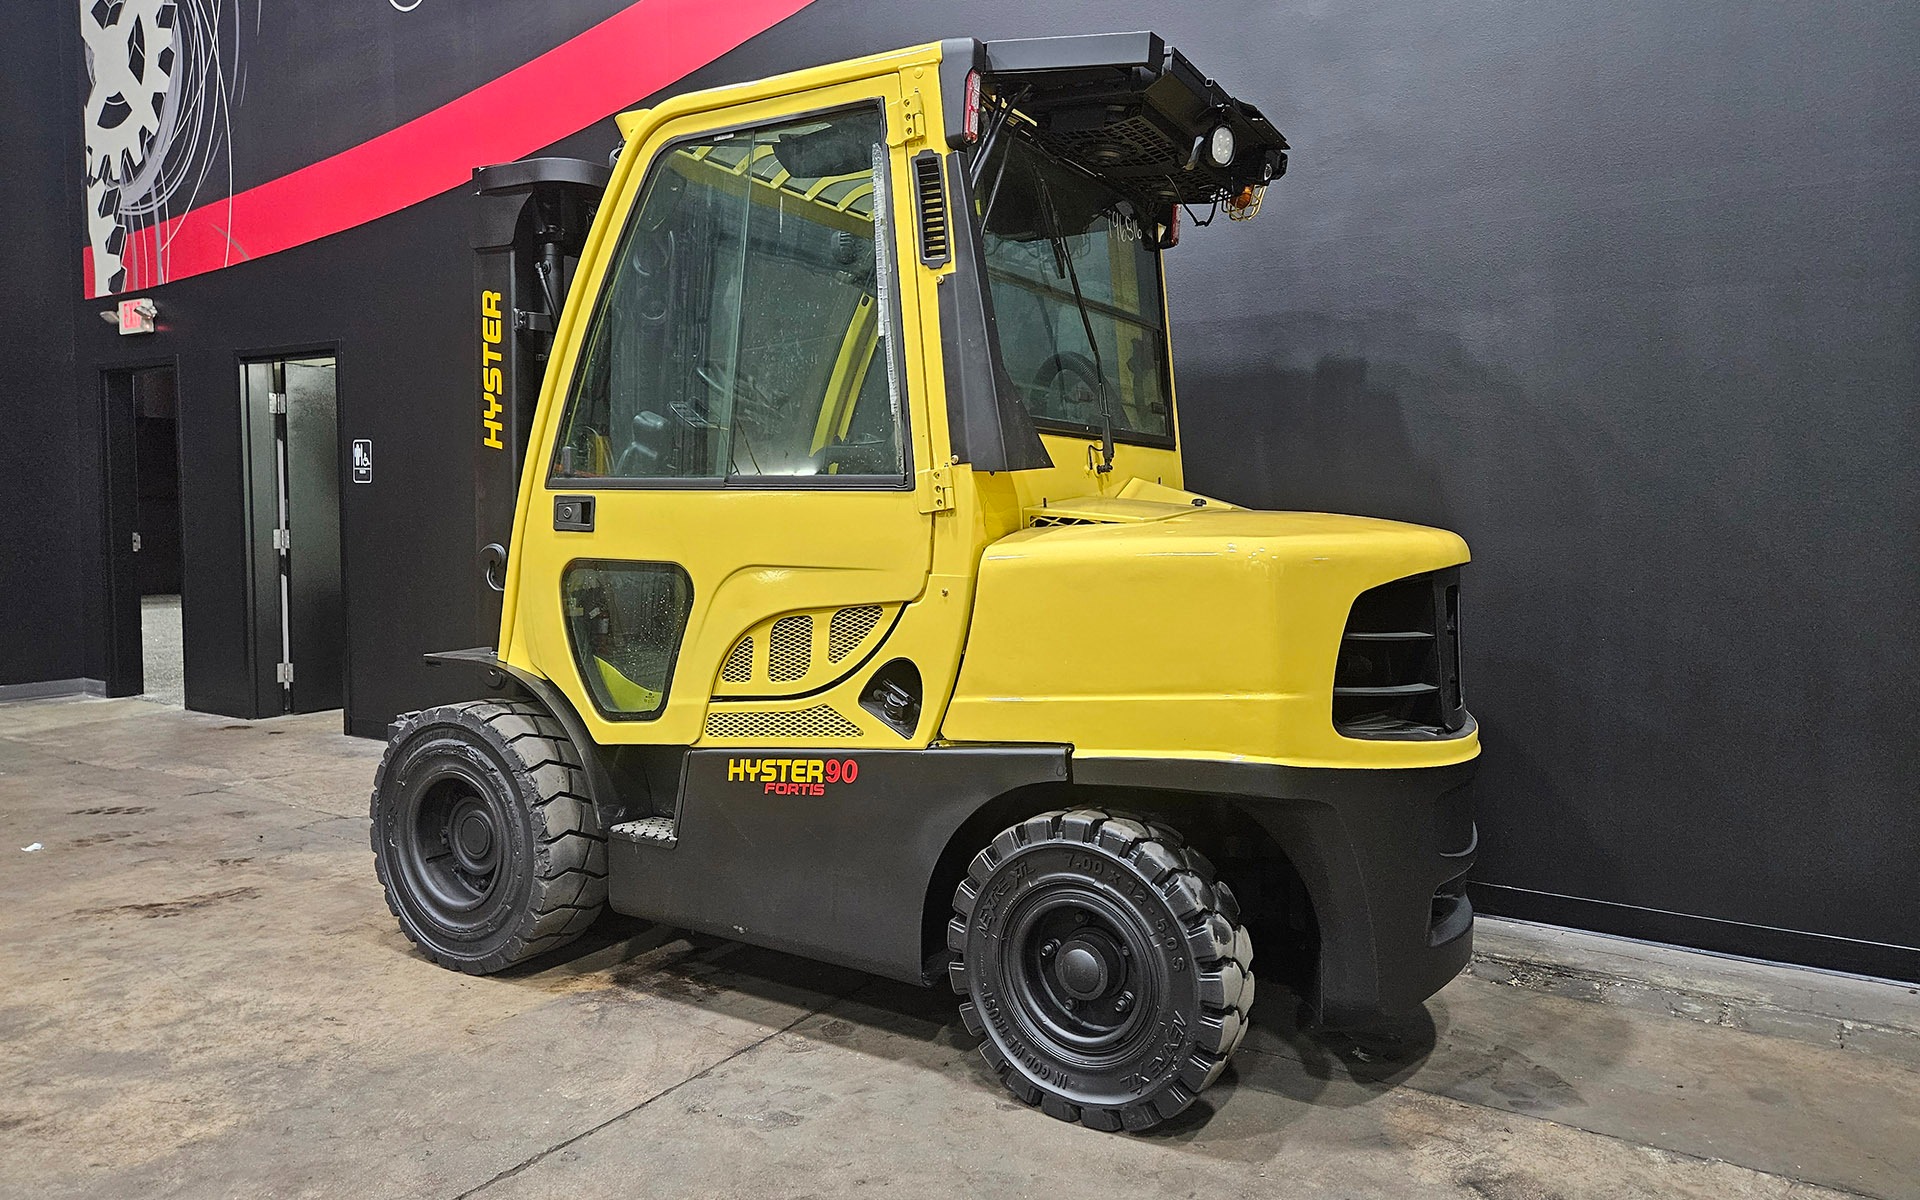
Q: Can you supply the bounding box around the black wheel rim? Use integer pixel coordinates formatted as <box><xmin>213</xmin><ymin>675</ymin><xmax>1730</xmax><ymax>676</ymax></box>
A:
<box><xmin>1003</xmin><ymin>886</ymin><xmax>1161</xmax><ymax>1064</ymax></box>
<box><xmin>396</xmin><ymin>767</ymin><xmax>509</xmax><ymax>931</ymax></box>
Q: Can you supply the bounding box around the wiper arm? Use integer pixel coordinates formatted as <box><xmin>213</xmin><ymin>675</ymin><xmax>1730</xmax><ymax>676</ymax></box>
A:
<box><xmin>1035</xmin><ymin>171</ymin><xmax>1117</xmax><ymax>474</ymax></box>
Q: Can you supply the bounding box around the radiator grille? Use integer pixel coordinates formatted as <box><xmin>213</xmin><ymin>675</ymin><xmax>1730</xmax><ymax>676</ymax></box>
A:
<box><xmin>1333</xmin><ymin>570</ymin><xmax>1465</xmax><ymax>739</ymax></box>
<box><xmin>827</xmin><ymin>605</ymin><xmax>882</xmax><ymax>663</ymax></box>
<box><xmin>913</xmin><ymin>151</ymin><xmax>950</xmax><ymax>267</ymax></box>
<box><xmin>720</xmin><ymin>637</ymin><xmax>754</xmax><ymax>683</ymax></box>
<box><xmin>705</xmin><ymin>704</ymin><xmax>863</xmax><ymax>740</ymax></box>
<box><xmin>768</xmin><ymin>615</ymin><xmax>813</xmax><ymax>682</ymax></box>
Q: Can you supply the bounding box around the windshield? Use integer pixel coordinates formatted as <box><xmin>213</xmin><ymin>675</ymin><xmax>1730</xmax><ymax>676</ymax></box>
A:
<box><xmin>974</xmin><ymin>134</ymin><xmax>1175</xmax><ymax>444</ymax></box>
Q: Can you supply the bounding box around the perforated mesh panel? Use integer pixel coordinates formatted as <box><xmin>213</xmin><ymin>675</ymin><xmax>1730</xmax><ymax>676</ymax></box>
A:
<box><xmin>827</xmin><ymin>606</ymin><xmax>883</xmax><ymax>663</ymax></box>
<box><xmin>1036</xmin><ymin>114</ymin><xmax>1181</xmax><ymax>173</ymax></box>
<box><xmin>721</xmin><ymin>637</ymin><xmax>754</xmax><ymax>683</ymax></box>
<box><xmin>1028</xmin><ymin>515</ymin><xmax>1096</xmax><ymax>527</ymax></box>
<box><xmin>705</xmin><ymin>704</ymin><xmax>863</xmax><ymax>740</ymax></box>
<box><xmin>768</xmin><ymin>616</ymin><xmax>813</xmax><ymax>682</ymax></box>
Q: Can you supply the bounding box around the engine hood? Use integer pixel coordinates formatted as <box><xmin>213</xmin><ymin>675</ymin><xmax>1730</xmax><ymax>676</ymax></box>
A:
<box><xmin>944</xmin><ymin>501</ymin><xmax>1475</xmax><ymax>769</ymax></box>
<box><xmin>1002</xmin><ymin>504</ymin><xmax>1470</xmax><ymax>581</ymax></box>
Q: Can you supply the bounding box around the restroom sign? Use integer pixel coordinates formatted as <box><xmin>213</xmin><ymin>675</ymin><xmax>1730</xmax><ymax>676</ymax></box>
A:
<box><xmin>352</xmin><ymin>439</ymin><xmax>373</xmax><ymax>484</ymax></box>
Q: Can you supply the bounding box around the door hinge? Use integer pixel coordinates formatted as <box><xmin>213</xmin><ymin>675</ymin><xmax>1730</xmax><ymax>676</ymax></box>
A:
<box><xmin>890</xmin><ymin>89</ymin><xmax>926</xmax><ymax>146</ymax></box>
<box><xmin>272</xmin><ymin>528</ymin><xmax>291</xmax><ymax>552</ymax></box>
<box><xmin>275</xmin><ymin>661</ymin><xmax>294</xmax><ymax>685</ymax></box>
<box><xmin>917</xmin><ymin>464</ymin><xmax>954</xmax><ymax>513</ymax></box>
<box><xmin>267</xmin><ymin>392</ymin><xmax>288</xmax><ymax>415</ymax></box>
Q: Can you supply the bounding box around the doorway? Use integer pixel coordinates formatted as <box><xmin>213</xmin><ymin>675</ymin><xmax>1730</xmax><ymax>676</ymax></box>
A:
<box><xmin>101</xmin><ymin>364</ymin><xmax>185</xmax><ymax>703</ymax></box>
<box><xmin>240</xmin><ymin>355</ymin><xmax>344</xmax><ymax>714</ymax></box>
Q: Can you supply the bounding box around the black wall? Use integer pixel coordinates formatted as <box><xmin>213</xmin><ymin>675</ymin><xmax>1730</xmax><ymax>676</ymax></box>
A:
<box><xmin>3</xmin><ymin>0</ymin><xmax>1915</xmax><ymax>979</ymax></box>
<box><xmin>0</xmin><ymin>4</ymin><xmax>88</xmax><ymax>689</ymax></box>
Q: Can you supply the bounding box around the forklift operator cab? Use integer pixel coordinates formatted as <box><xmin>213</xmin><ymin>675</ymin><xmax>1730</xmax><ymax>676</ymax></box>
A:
<box><xmin>375</xmin><ymin>33</ymin><xmax>1479</xmax><ymax>1134</ymax></box>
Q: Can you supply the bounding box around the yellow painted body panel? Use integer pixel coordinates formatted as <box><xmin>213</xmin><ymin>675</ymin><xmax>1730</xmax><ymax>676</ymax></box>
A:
<box><xmin>942</xmin><ymin>510</ymin><xmax>1477</xmax><ymax>769</ymax></box>
<box><xmin>498</xmin><ymin>40</ymin><xmax>1480</xmax><ymax>775</ymax></box>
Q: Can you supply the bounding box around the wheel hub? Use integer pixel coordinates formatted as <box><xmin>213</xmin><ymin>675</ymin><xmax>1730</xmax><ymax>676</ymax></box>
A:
<box><xmin>1006</xmin><ymin>894</ymin><xmax>1154</xmax><ymax>1058</ymax></box>
<box><xmin>399</xmin><ymin>775</ymin><xmax>508</xmax><ymax>920</ymax></box>
<box><xmin>1055</xmin><ymin>939</ymin><xmax>1111</xmax><ymax>1000</ymax></box>
<box><xmin>450</xmin><ymin>803</ymin><xmax>497</xmax><ymax>872</ymax></box>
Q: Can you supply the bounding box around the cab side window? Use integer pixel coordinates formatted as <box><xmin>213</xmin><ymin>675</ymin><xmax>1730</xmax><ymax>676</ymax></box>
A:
<box><xmin>551</xmin><ymin>106</ymin><xmax>906</xmax><ymax>484</ymax></box>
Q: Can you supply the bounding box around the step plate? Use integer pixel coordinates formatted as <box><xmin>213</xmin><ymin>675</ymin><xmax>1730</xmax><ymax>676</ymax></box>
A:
<box><xmin>610</xmin><ymin>815</ymin><xmax>677</xmax><ymax>844</ymax></box>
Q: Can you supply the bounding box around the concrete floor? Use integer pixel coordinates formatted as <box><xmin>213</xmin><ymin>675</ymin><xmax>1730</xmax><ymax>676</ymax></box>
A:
<box><xmin>2</xmin><ymin>697</ymin><xmax>1916</xmax><ymax>1200</ymax></box>
<box><xmin>139</xmin><ymin>594</ymin><xmax>183</xmax><ymax>708</ymax></box>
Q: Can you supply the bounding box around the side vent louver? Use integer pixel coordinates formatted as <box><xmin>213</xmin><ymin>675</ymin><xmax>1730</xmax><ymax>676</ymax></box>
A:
<box><xmin>1333</xmin><ymin>569</ymin><xmax>1467</xmax><ymax>740</ymax></box>
<box><xmin>913</xmin><ymin>151</ymin><xmax>949</xmax><ymax>268</ymax></box>
<box><xmin>827</xmin><ymin>605</ymin><xmax>882</xmax><ymax>663</ymax></box>
<box><xmin>721</xmin><ymin>637</ymin><xmax>754</xmax><ymax>683</ymax></box>
<box><xmin>705</xmin><ymin>705</ymin><xmax>863</xmax><ymax>740</ymax></box>
<box><xmin>768</xmin><ymin>615</ymin><xmax>814</xmax><ymax>683</ymax></box>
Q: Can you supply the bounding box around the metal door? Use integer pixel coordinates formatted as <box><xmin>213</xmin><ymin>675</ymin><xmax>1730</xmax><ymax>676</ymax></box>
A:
<box><xmin>242</xmin><ymin>356</ymin><xmax>343</xmax><ymax>714</ymax></box>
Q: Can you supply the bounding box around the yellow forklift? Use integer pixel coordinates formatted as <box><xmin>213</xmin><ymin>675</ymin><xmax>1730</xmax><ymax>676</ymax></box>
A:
<box><xmin>374</xmin><ymin>33</ymin><xmax>1478</xmax><ymax>1132</ymax></box>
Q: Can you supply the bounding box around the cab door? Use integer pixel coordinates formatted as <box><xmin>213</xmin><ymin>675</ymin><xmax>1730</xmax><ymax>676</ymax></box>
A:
<box><xmin>507</xmin><ymin>75</ymin><xmax>934</xmax><ymax>747</ymax></box>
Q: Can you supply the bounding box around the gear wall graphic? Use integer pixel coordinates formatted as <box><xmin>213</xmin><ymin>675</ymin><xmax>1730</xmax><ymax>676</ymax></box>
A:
<box><xmin>81</xmin><ymin>0</ymin><xmax>245</xmax><ymax>297</ymax></box>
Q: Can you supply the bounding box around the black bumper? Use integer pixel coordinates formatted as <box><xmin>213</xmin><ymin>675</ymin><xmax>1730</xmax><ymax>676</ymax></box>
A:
<box><xmin>1075</xmin><ymin>754</ymin><xmax>1478</xmax><ymax>1027</ymax></box>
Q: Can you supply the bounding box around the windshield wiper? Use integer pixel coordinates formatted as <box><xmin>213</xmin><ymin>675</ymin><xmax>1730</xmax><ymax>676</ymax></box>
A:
<box><xmin>1035</xmin><ymin>169</ymin><xmax>1117</xmax><ymax>474</ymax></box>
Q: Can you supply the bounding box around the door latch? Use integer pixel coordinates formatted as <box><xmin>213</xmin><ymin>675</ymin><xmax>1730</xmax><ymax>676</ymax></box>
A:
<box><xmin>131</xmin><ymin>531</ymin><xmax>142</xmax><ymax>552</ymax></box>
<box><xmin>553</xmin><ymin>495</ymin><xmax>596</xmax><ymax>532</ymax></box>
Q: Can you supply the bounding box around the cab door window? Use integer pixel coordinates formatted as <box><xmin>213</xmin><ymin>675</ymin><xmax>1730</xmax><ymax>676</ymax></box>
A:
<box><xmin>551</xmin><ymin>105</ymin><xmax>906</xmax><ymax>485</ymax></box>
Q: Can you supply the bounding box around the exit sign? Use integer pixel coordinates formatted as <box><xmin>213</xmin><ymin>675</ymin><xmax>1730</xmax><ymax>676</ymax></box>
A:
<box><xmin>117</xmin><ymin>298</ymin><xmax>157</xmax><ymax>335</ymax></box>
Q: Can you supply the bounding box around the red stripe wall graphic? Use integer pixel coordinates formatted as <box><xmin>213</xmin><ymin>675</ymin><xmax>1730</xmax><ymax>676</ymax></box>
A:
<box><xmin>83</xmin><ymin>0</ymin><xmax>817</xmax><ymax>299</ymax></box>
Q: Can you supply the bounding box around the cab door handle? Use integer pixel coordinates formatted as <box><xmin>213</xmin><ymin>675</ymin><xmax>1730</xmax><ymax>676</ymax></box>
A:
<box><xmin>553</xmin><ymin>495</ymin><xmax>595</xmax><ymax>532</ymax></box>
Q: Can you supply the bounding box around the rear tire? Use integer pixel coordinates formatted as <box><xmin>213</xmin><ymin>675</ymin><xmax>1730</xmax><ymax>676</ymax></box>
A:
<box><xmin>370</xmin><ymin>699</ymin><xmax>606</xmax><ymax>973</ymax></box>
<box><xmin>948</xmin><ymin>808</ymin><xmax>1254</xmax><ymax>1132</ymax></box>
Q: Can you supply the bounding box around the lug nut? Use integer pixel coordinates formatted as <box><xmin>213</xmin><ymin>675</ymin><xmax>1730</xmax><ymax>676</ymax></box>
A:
<box><xmin>1073</xmin><ymin>912</ymin><xmax>1088</xmax><ymax>926</ymax></box>
<box><xmin>1041</xmin><ymin>940</ymin><xmax>1058</xmax><ymax>957</ymax></box>
<box><xmin>1064</xmin><ymin>998</ymin><xmax>1077</xmax><ymax>1010</ymax></box>
<box><xmin>1118</xmin><ymin>943</ymin><xmax>1130</xmax><ymax>957</ymax></box>
<box><xmin>1115</xmin><ymin>992</ymin><xmax>1133</xmax><ymax>1012</ymax></box>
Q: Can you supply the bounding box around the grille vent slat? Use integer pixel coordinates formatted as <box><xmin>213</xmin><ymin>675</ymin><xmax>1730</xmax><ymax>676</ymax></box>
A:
<box><xmin>913</xmin><ymin>151</ymin><xmax>949</xmax><ymax>267</ymax></box>
<box><xmin>827</xmin><ymin>605</ymin><xmax>883</xmax><ymax>663</ymax></box>
<box><xmin>705</xmin><ymin>704</ymin><xmax>863</xmax><ymax>740</ymax></box>
<box><xmin>768</xmin><ymin>615</ymin><xmax>813</xmax><ymax>683</ymax></box>
<box><xmin>721</xmin><ymin>637</ymin><xmax>754</xmax><ymax>683</ymax></box>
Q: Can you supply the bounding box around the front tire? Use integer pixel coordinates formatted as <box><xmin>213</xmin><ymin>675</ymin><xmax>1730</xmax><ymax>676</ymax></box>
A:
<box><xmin>370</xmin><ymin>699</ymin><xmax>606</xmax><ymax>973</ymax></box>
<box><xmin>949</xmin><ymin>809</ymin><xmax>1254</xmax><ymax>1132</ymax></box>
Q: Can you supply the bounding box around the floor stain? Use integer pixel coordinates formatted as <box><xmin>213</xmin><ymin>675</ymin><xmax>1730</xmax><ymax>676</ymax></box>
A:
<box><xmin>68</xmin><ymin>806</ymin><xmax>154</xmax><ymax>816</ymax></box>
<box><xmin>78</xmin><ymin>886</ymin><xmax>263</xmax><ymax>920</ymax></box>
<box><xmin>1459</xmin><ymin>1170</ymin><xmax>1564</xmax><ymax>1200</ymax></box>
<box><xmin>72</xmin><ymin>831</ymin><xmax>134</xmax><ymax>847</ymax></box>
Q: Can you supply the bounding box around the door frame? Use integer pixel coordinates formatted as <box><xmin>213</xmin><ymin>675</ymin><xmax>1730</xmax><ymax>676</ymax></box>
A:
<box><xmin>503</xmin><ymin>74</ymin><xmax>940</xmax><ymax>748</ymax></box>
<box><xmin>98</xmin><ymin>357</ymin><xmax>182</xmax><ymax>699</ymax></box>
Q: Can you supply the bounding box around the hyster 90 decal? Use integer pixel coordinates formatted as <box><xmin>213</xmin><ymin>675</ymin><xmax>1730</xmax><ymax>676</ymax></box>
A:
<box><xmin>727</xmin><ymin>757</ymin><xmax>860</xmax><ymax>796</ymax></box>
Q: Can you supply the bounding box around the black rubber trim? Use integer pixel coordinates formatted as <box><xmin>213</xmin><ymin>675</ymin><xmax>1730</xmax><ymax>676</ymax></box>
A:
<box><xmin>1070</xmin><ymin>755</ymin><xmax>1476</xmax><ymax>804</ymax></box>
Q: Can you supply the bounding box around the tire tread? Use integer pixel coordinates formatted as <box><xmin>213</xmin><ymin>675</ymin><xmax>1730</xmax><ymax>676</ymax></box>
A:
<box><xmin>949</xmin><ymin>806</ymin><xmax>1254</xmax><ymax>1133</ymax></box>
<box><xmin>370</xmin><ymin>699</ymin><xmax>608</xmax><ymax>975</ymax></box>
